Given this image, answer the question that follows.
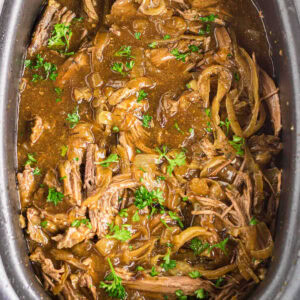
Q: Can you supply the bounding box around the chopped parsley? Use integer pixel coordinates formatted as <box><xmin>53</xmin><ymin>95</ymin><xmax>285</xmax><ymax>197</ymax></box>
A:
<box><xmin>114</xmin><ymin>45</ymin><xmax>134</xmax><ymax>58</ymax></box>
<box><xmin>40</xmin><ymin>220</ymin><xmax>48</xmax><ymax>228</ymax></box>
<box><xmin>229</xmin><ymin>135</ymin><xmax>245</xmax><ymax>156</ymax></box>
<box><xmin>156</xmin><ymin>176</ymin><xmax>165</xmax><ymax>182</ymax></box>
<box><xmin>136</xmin><ymin>266</ymin><xmax>144</xmax><ymax>271</ymax></box>
<box><xmin>208</xmin><ymin>238</ymin><xmax>229</xmax><ymax>255</ymax></box>
<box><xmin>55</xmin><ymin>87</ymin><xmax>62</xmax><ymax>102</ymax></box>
<box><xmin>25</xmin><ymin>153</ymin><xmax>37</xmax><ymax>166</ymax></box>
<box><xmin>112</xmin><ymin>126</ymin><xmax>120</xmax><ymax>133</ymax></box>
<box><xmin>171</xmin><ymin>48</ymin><xmax>189</xmax><ymax>62</ymax></box>
<box><xmin>199</xmin><ymin>14</ymin><xmax>218</xmax><ymax>22</ymax></box>
<box><xmin>188</xmin><ymin>270</ymin><xmax>202</xmax><ymax>279</ymax></box>
<box><xmin>111</xmin><ymin>62</ymin><xmax>126</xmax><ymax>76</ymax></box>
<box><xmin>136</xmin><ymin>148</ymin><xmax>142</xmax><ymax>154</ymax></box>
<box><xmin>48</xmin><ymin>23</ymin><xmax>72</xmax><ymax>52</ymax></box>
<box><xmin>215</xmin><ymin>277</ymin><xmax>224</xmax><ymax>287</ymax></box>
<box><xmin>161</xmin><ymin>219</ymin><xmax>170</xmax><ymax>229</ymax></box>
<box><xmin>175</xmin><ymin>290</ymin><xmax>187</xmax><ymax>300</ymax></box>
<box><xmin>219</xmin><ymin>118</ymin><xmax>230</xmax><ymax>135</ymax></box>
<box><xmin>148</xmin><ymin>42</ymin><xmax>158</xmax><ymax>48</ymax></box>
<box><xmin>132</xmin><ymin>211</ymin><xmax>140</xmax><ymax>222</ymax></box>
<box><xmin>190</xmin><ymin>238</ymin><xmax>210</xmax><ymax>255</ymax></box>
<box><xmin>205</xmin><ymin>108</ymin><xmax>211</xmax><ymax>117</ymax></box>
<box><xmin>125</xmin><ymin>60</ymin><xmax>135</xmax><ymax>70</ymax></box>
<box><xmin>156</xmin><ymin>146</ymin><xmax>186</xmax><ymax>175</ymax></box>
<box><xmin>199</xmin><ymin>24</ymin><xmax>211</xmax><ymax>35</ymax></box>
<box><xmin>234</xmin><ymin>72</ymin><xmax>240</xmax><ymax>81</ymax></box>
<box><xmin>47</xmin><ymin>188</ymin><xmax>64</xmax><ymax>206</ymax></box>
<box><xmin>134</xmin><ymin>32</ymin><xmax>141</xmax><ymax>40</ymax></box>
<box><xmin>250</xmin><ymin>217</ymin><xmax>258</xmax><ymax>225</ymax></box>
<box><xmin>66</xmin><ymin>106</ymin><xmax>80</xmax><ymax>128</ymax></box>
<box><xmin>95</xmin><ymin>153</ymin><xmax>119</xmax><ymax>167</ymax></box>
<box><xmin>161</xmin><ymin>248</ymin><xmax>176</xmax><ymax>271</ymax></box>
<box><xmin>174</xmin><ymin>122</ymin><xmax>184</xmax><ymax>134</ymax></box>
<box><xmin>137</xmin><ymin>89</ymin><xmax>148</xmax><ymax>102</ymax></box>
<box><xmin>188</xmin><ymin>45</ymin><xmax>200</xmax><ymax>52</ymax></box>
<box><xmin>142</xmin><ymin>114</ymin><xmax>152</xmax><ymax>128</ymax></box>
<box><xmin>163</xmin><ymin>34</ymin><xmax>170</xmax><ymax>40</ymax></box>
<box><xmin>99</xmin><ymin>258</ymin><xmax>126</xmax><ymax>299</ymax></box>
<box><xmin>33</xmin><ymin>167</ymin><xmax>41</xmax><ymax>176</ymax></box>
<box><xmin>71</xmin><ymin>218</ymin><xmax>92</xmax><ymax>229</ymax></box>
<box><xmin>119</xmin><ymin>209</ymin><xmax>128</xmax><ymax>218</ymax></box>
<box><xmin>106</xmin><ymin>223</ymin><xmax>132</xmax><ymax>242</ymax></box>
<box><xmin>134</xmin><ymin>186</ymin><xmax>165</xmax><ymax>211</ymax></box>
<box><xmin>168</xmin><ymin>211</ymin><xmax>184</xmax><ymax>229</ymax></box>
<box><xmin>150</xmin><ymin>266</ymin><xmax>158</xmax><ymax>277</ymax></box>
<box><xmin>60</xmin><ymin>145</ymin><xmax>68</xmax><ymax>157</ymax></box>
<box><xmin>195</xmin><ymin>288</ymin><xmax>206</xmax><ymax>299</ymax></box>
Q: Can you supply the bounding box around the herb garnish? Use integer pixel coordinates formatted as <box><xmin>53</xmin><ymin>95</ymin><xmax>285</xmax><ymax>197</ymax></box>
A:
<box><xmin>174</xmin><ymin>122</ymin><xmax>184</xmax><ymax>134</ymax></box>
<box><xmin>134</xmin><ymin>32</ymin><xmax>141</xmax><ymax>40</ymax></box>
<box><xmin>148</xmin><ymin>42</ymin><xmax>158</xmax><ymax>48</ymax></box>
<box><xmin>95</xmin><ymin>153</ymin><xmax>119</xmax><ymax>167</ymax></box>
<box><xmin>47</xmin><ymin>188</ymin><xmax>64</xmax><ymax>206</ymax></box>
<box><xmin>142</xmin><ymin>114</ymin><xmax>152</xmax><ymax>128</ymax></box>
<box><xmin>250</xmin><ymin>217</ymin><xmax>258</xmax><ymax>225</ymax></box>
<box><xmin>150</xmin><ymin>266</ymin><xmax>159</xmax><ymax>277</ymax></box>
<box><xmin>195</xmin><ymin>288</ymin><xmax>206</xmax><ymax>299</ymax></box>
<box><xmin>106</xmin><ymin>223</ymin><xmax>132</xmax><ymax>242</ymax></box>
<box><xmin>229</xmin><ymin>135</ymin><xmax>245</xmax><ymax>156</ymax></box>
<box><xmin>25</xmin><ymin>153</ymin><xmax>37</xmax><ymax>166</ymax></box>
<box><xmin>60</xmin><ymin>145</ymin><xmax>68</xmax><ymax>157</ymax></box>
<box><xmin>40</xmin><ymin>220</ymin><xmax>48</xmax><ymax>228</ymax></box>
<box><xmin>208</xmin><ymin>238</ymin><xmax>229</xmax><ymax>255</ymax></box>
<box><xmin>136</xmin><ymin>266</ymin><xmax>144</xmax><ymax>271</ymax></box>
<box><xmin>175</xmin><ymin>290</ymin><xmax>187</xmax><ymax>300</ymax></box>
<box><xmin>188</xmin><ymin>45</ymin><xmax>200</xmax><ymax>52</ymax></box>
<box><xmin>66</xmin><ymin>106</ymin><xmax>80</xmax><ymax>128</ymax></box>
<box><xmin>33</xmin><ymin>167</ymin><xmax>41</xmax><ymax>175</ymax></box>
<box><xmin>219</xmin><ymin>118</ymin><xmax>230</xmax><ymax>135</ymax></box>
<box><xmin>171</xmin><ymin>48</ymin><xmax>189</xmax><ymax>62</ymax></box>
<box><xmin>48</xmin><ymin>23</ymin><xmax>72</xmax><ymax>52</ymax></box>
<box><xmin>114</xmin><ymin>45</ymin><xmax>134</xmax><ymax>58</ymax></box>
<box><xmin>199</xmin><ymin>14</ymin><xmax>218</xmax><ymax>22</ymax></box>
<box><xmin>190</xmin><ymin>238</ymin><xmax>210</xmax><ymax>255</ymax></box>
<box><xmin>199</xmin><ymin>24</ymin><xmax>211</xmax><ymax>35</ymax></box>
<box><xmin>125</xmin><ymin>60</ymin><xmax>135</xmax><ymax>70</ymax></box>
<box><xmin>168</xmin><ymin>211</ymin><xmax>184</xmax><ymax>229</ymax></box>
<box><xmin>163</xmin><ymin>34</ymin><xmax>170</xmax><ymax>40</ymax></box>
<box><xmin>119</xmin><ymin>209</ymin><xmax>128</xmax><ymax>218</ymax></box>
<box><xmin>156</xmin><ymin>146</ymin><xmax>186</xmax><ymax>175</ymax></box>
<box><xmin>137</xmin><ymin>90</ymin><xmax>148</xmax><ymax>102</ymax></box>
<box><xmin>111</xmin><ymin>62</ymin><xmax>126</xmax><ymax>76</ymax></box>
<box><xmin>134</xmin><ymin>186</ymin><xmax>165</xmax><ymax>210</ymax></box>
<box><xmin>71</xmin><ymin>218</ymin><xmax>92</xmax><ymax>229</ymax></box>
<box><xmin>99</xmin><ymin>258</ymin><xmax>126</xmax><ymax>299</ymax></box>
<box><xmin>161</xmin><ymin>248</ymin><xmax>176</xmax><ymax>271</ymax></box>
<box><xmin>188</xmin><ymin>270</ymin><xmax>202</xmax><ymax>279</ymax></box>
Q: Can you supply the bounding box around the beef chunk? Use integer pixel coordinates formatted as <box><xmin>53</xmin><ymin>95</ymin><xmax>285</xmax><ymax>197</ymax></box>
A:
<box><xmin>17</xmin><ymin>165</ymin><xmax>35</xmax><ymax>207</ymax></box>
<box><xmin>30</xmin><ymin>116</ymin><xmax>44</xmax><ymax>145</ymax></box>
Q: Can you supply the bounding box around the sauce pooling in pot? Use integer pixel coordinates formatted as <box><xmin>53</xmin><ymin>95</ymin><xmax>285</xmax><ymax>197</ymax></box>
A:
<box><xmin>17</xmin><ymin>0</ymin><xmax>282</xmax><ymax>299</ymax></box>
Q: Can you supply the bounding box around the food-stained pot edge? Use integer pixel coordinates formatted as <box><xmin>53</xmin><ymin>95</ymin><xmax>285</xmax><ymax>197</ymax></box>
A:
<box><xmin>0</xmin><ymin>0</ymin><xmax>299</xmax><ymax>299</ymax></box>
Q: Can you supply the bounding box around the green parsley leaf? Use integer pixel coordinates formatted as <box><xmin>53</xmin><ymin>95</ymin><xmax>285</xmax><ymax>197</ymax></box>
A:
<box><xmin>163</xmin><ymin>34</ymin><xmax>170</xmax><ymax>40</ymax></box>
<box><xmin>134</xmin><ymin>186</ymin><xmax>165</xmax><ymax>210</ymax></box>
<box><xmin>156</xmin><ymin>176</ymin><xmax>165</xmax><ymax>182</ymax></box>
<box><xmin>137</xmin><ymin>90</ymin><xmax>148</xmax><ymax>102</ymax></box>
<box><xmin>33</xmin><ymin>167</ymin><xmax>41</xmax><ymax>176</ymax></box>
<box><xmin>136</xmin><ymin>265</ymin><xmax>144</xmax><ymax>271</ymax></box>
<box><xmin>114</xmin><ymin>45</ymin><xmax>134</xmax><ymax>58</ymax></box>
<box><xmin>175</xmin><ymin>289</ymin><xmax>187</xmax><ymax>300</ymax></box>
<box><xmin>95</xmin><ymin>153</ymin><xmax>119</xmax><ymax>167</ymax></box>
<box><xmin>195</xmin><ymin>288</ymin><xmax>206</xmax><ymax>299</ymax></box>
<box><xmin>73</xmin><ymin>17</ymin><xmax>84</xmax><ymax>22</ymax></box>
<box><xmin>134</xmin><ymin>32</ymin><xmax>141</xmax><ymax>40</ymax></box>
<box><xmin>206</xmin><ymin>121</ymin><xmax>212</xmax><ymax>132</ymax></box>
<box><xmin>161</xmin><ymin>248</ymin><xmax>176</xmax><ymax>271</ymax></box>
<box><xmin>55</xmin><ymin>87</ymin><xmax>62</xmax><ymax>95</ymax></box>
<box><xmin>208</xmin><ymin>238</ymin><xmax>229</xmax><ymax>255</ymax></box>
<box><xmin>188</xmin><ymin>45</ymin><xmax>199</xmax><ymax>52</ymax></box>
<box><xmin>150</xmin><ymin>266</ymin><xmax>158</xmax><ymax>277</ymax></box>
<box><xmin>111</xmin><ymin>62</ymin><xmax>127</xmax><ymax>76</ymax></box>
<box><xmin>171</xmin><ymin>48</ymin><xmax>189</xmax><ymax>62</ymax></box>
<box><xmin>142</xmin><ymin>114</ymin><xmax>152</xmax><ymax>128</ymax></box>
<box><xmin>47</xmin><ymin>188</ymin><xmax>64</xmax><ymax>206</ymax></box>
<box><xmin>24</xmin><ymin>60</ymin><xmax>32</xmax><ymax>68</ymax></box>
<box><xmin>119</xmin><ymin>209</ymin><xmax>128</xmax><ymax>218</ymax></box>
<box><xmin>106</xmin><ymin>223</ymin><xmax>132</xmax><ymax>242</ymax></box>
<box><xmin>112</xmin><ymin>126</ymin><xmax>120</xmax><ymax>133</ymax></box>
<box><xmin>156</xmin><ymin>146</ymin><xmax>186</xmax><ymax>175</ymax></box>
<box><xmin>219</xmin><ymin>118</ymin><xmax>230</xmax><ymax>135</ymax></box>
<box><xmin>215</xmin><ymin>277</ymin><xmax>224</xmax><ymax>287</ymax></box>
<box><xmin>148</xmin><ymin>42</ymin><xmax>158</xmax><ymax>48</ymax></box>
<box><xmin>99</xmin><ymin>258</ymin><xmax>126</xmax><ymax>299</ymax></box>
<box><xmin>182</xmin><ymin>196</ymin><xmax>189</xmax><ymax>202</ymax></box>
<box><xmin>48</xmin><ymin>23</ymin><xmax>72</xmax><ymax>51</ymax></box>
<box><xmin>174</xmin><ymin>122</ymin><xmax>184</xmax><ymax>134</ymax></box>
<box><xmin>25</xmin><ymin>153</ymin><xmax>37</xmax><ymax>166</ymax></box>
<box><xmin>234</xmin><ymin>72</ymin><xmax>240</xmax><ymax>81</ymax></box>
<box><xmin>250</xmin><ymin>217</ymin><xmax>258</xmax><ymax>225</ymax></box>
<box><xmin>168</xmin><ymin>211</ymin><xmax>184</xmax><ymax>229</ymax></box>
<box><xmin>190</xmin><ymin>238</ymin><xmax>210</xmax><ymax>255</ymax></box>
<box><xmin>188</xmin><ymin>270</ymin><xmax>202</xmax><ymax>279</ymax></box>
<box><xmin>161</xmin><ymin>219</ymin><xmax>170</xmax><ymax>229</ymax></box>
<box><xmin>136</xmin><ymin>148</ymin><xmax>142</xmax><ymax>154</ymax></box>
<box><xmin>199</xmin><ymin>14</ymin><xmax>218</xmax><ymax>22</ymax></box>
<box><xmin>32</xmin><ymin>74</ymin><xmax>43</xmax><ymax>82</ymax></box>
<box><xmin>132</xmin><ymin>210</ymin><xmax>140</xmax><ymax>222</ymax></box>
<box><xmin>125</xmin><ymin>60</ymin><xmax>135</xmax><ymax>70</ymax></box>
<box><xmin>189</xmin><ymin>128</ymin><xmax>195</xmax><ymax>135</ymax></box>
<box><xmin>60</xmin><ymin>145</ymin><xmax>68</xmax><ymax>157</ymax></box>
<box><xmin>229</xmin><ymin>135</ymin><xmax>245</xmax><ymax>156</ymax></box>
<box><xmin>205</xmin><ymin>108</ymin><xmax>211</xmax><ymax>118</ymax></box>
<box><xmin>199</xmin><ymin>24</ymin><xmax>211</xmax><ymax>35</ymax></box>
<box><xmin>66</xmin><ymin>106</ymin><xmax>80</xmax><ymax>128</ymax></box>
<box><xmin>40</xmin><ymin>220</ymin><xmax>48</xmax><ymax>228</ymax></box>
<box><xmin>71</xmin><ymin>218</ymin><xmax>92</xmax><ymax>229</ymax></box>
